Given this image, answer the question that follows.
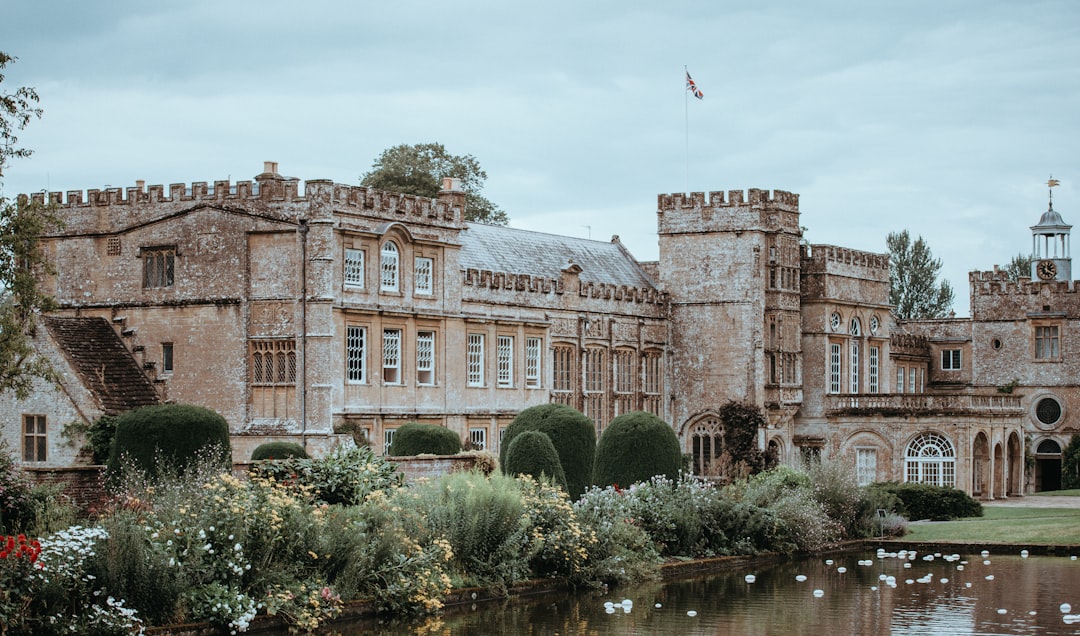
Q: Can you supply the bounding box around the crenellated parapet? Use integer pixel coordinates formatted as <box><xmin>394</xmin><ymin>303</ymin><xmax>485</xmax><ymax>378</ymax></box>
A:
<box><xmin>890</xmin><ymin>333</ymin><xmax>930</xmax><ymax>358</ymax></box>
<box><xmin>656</xmin><ymin>188</ymin><xmax>800</xmax><ymax>236</ymax></box>
<box><xmin>23</xmin><ymin>167</ymin><xmax>464</xmax><ymax>234</ymax></box>
<box><xmin>970</xmin><ymin>269</ymin><xmax>1080</xmax><ymax>319</ymax></box>
<box><xmin>462</xmin><ymin>268</ymin><xmax>666</xmax><ymax>305</ymax></box>
<box><xmin>327</xmin><ymin>183</ymin><xmax>462</xmax><ymax>228</ymax></box>
<box><xmin>801</xmin><ymin>244</ymin><xmax>889</xmax><ymax>272</ymax></box>
<box><xmin>966</xmin><ymin>269</ymin><xmax>1080</xmax><ymax>296</ymax></box>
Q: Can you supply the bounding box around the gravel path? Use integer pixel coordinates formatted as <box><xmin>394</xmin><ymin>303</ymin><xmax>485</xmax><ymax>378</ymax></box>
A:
<box><xmin>982</xmin><ymin>495</ymin><xmax>1080</xmax><ymax>508</ymax></box>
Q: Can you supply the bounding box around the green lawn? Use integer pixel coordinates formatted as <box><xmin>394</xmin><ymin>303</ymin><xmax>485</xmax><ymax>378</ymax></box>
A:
<box><xmin>904</xmin><ymin>505</ymin><xmax>1080</xmax><ymax>544</ymax></box>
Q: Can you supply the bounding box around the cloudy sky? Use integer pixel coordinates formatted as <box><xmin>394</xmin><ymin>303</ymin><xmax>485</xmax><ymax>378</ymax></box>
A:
<box><xmin>3</xmin><ymin>0</ymin><xmax>1078</xmax><ymax>315</ymax></box>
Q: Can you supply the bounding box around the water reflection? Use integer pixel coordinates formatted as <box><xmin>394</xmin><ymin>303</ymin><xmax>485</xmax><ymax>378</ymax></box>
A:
<box><xmin>334</xmin><ymin>550</ymin><xmax>1080</xmax><ymax>635</ymax></box>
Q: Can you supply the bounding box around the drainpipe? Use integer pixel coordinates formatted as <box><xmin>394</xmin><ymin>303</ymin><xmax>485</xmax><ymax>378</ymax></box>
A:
<box><xmin>299</xmin><ymin>219</ymin><xmax>309</xmax><ymax>450</ymax></box>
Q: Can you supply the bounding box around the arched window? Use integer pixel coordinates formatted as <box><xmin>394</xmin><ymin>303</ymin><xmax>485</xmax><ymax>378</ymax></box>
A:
<box><xmin>905</xmin><ymin>432</ymin><xmax>956</xmax><ymax>487</ymax></box>
<box><xmin>691</xmin><ymin>418</ymin><xmax>723</xmax><ymax>477</ymax></box>
<box><xmin>850</xmin><ymin>317</ymin><xmax>861</xmax><ymax>336</ymax></box>
<box><xmin>380</xmin><ymin>241</ymin><xmax>399</xmax><ymax>292</ymax></box>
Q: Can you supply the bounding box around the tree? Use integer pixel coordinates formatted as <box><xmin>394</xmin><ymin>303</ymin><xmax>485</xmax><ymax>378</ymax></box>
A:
<box><xmin>361</xmin><ymin>142</ymin><xmax>508</xmax><ymax>225</ymax></box>
<box><xmin>0</xmin><ymin>52</ymin><xmax>60</xmax><ymax>399</ymax></box>
<box><xmin>1003</xmin><ymin>252</ymin><xmax>1032</xmax><ymax>282</ymax></box>
<box><xmin>887</xmin><ymin>230</ymin><xmax>955</xmax><ymax>319</ymax></box>
<box><xmin>593</xmin><ymin>411</ymin><xmax>682</xmax><ymax>488</ymax></box>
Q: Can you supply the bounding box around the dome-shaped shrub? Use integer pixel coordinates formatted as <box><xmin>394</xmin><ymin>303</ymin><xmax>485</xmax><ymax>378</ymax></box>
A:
<box><xmin>388</xmin><ymin>422</ymin><xmax>462</xmax><ymax>456</ymax></box>
<box><xmin>251</xmin><ymin>441</ymin><xmax>309</xmax><ymax>461</ymax></box>
<box><xmin>106</xmin><ymin>404</ymin><xmax>232</xmax><ymax>480</ymax></box>
<box><xmin>593</xmin><ymin>411</ymin><xmax>681</xmax><ymax>487</ymax></box>
<box><xmin>500</xmin><ymin>404</ymin><xmax>595</xmax><ymax>500</ymax></box>
<box><xmin>503</xmin><ymin>429</ymin><xmax>568</xmax><ymax>491</ymax></box>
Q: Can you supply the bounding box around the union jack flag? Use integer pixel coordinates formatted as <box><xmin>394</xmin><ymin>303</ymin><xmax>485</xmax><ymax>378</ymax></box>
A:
<box><xmin>686</xmin><ymin>70</ymin><xmax>703</xmax><ymax>99</ymax></box>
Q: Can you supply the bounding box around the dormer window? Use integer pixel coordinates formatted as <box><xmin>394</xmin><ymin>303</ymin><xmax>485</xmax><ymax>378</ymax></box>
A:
<box><xmin>380</xmin><ymin>241</ymin><xmax>399</xmax><ymax>292</ymax></box>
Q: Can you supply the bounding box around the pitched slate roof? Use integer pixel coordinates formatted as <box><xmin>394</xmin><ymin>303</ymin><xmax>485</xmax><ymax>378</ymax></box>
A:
<box><xmin>42</xmin><ymin>316</ymin><xmax>160</xmax><ymax>415</ymax></box>
<box><xmin>459</xmin><ymin>223</ymin><xmax>657</xmax><ymax>288</ymax></box>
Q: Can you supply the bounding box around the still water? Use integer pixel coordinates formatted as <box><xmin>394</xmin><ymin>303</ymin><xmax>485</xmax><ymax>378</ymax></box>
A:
<box><xmin>338</xmin><ymin>549</ymin><xmax>1080</xmax><ymax>635</ymax></box>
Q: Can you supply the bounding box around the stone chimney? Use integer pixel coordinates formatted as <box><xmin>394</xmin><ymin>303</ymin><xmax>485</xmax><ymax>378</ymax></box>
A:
<box><xmin>255</xmin><ymin>161</ymin><xmax>284</xmax><ymax>183</ymax></box>
<box><xmin>437</xmin><ymin>176</ymin><xmax>467</xmax><ymax>216</ymax></box>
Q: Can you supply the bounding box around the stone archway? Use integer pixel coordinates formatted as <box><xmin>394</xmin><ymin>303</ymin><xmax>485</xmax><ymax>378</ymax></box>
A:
<box><xmin>1035</xmin><ymin>439</ymin><xmax>1063</xmax><ymax>492</ymax></box>
<box><xmin>993</xmin><ymin>442</ymin><xmax>1005</xmax><ymax>499</ymax></box>
<box><xmin>1007</xmin><ymin>432</ymin><xmax>1023</xmax><ymax>496</ymax></box>
<box><xmin>972</xmin><ymin>432</ymin><xmax>990</xmax><ymax>498</ymax></box>
<box><xmin>767</xmin><ymin>437</ymin><xmax>785</xmax><ymax>465</ymax></box>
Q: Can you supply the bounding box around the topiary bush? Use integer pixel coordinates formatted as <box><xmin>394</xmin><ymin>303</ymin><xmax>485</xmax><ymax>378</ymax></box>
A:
<box><xmin>500</xmin><ymin>404</ymin><xmax>596</xmax><ymax>500</ymax></box>
<box><xmin>870</xmin><ymin>481</ymin><xmax>983</xmax><ymax>521</ymax></box>
<box><xmin>387</xmin><ymin>422</ymin><xmax>462</xmax><ymax>456</ymax></box>
<box><xmin>106</xmin><ymin>404</ymin><xmax>232</xmax><ymax>481</ymax></box>
<box><xmin>250</xmin><ymin>441</ymin><xmax>309</xmax><ymax>461</ymax></box>
<box><xmin>503</xmin><ymin>430</ymin><xmax>567</xmax><ymax>492</ymax></box>
<box><xmin>593</xmin><ymin>411</ymin><xmax>682</xmax><ymax>488</ymax></box>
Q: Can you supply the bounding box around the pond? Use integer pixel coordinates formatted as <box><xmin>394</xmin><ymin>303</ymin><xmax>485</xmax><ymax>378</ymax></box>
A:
<box><xmin>338</xmin><ymin>548</ymin><xmax>1080</xmax><ymax>635</ymax></box>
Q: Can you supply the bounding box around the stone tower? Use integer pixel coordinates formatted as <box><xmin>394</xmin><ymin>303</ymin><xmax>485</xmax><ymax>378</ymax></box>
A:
<box><xmin>656</xmin><ymin>188</ymin><xmax>802</xmax><ymax>443</ymax></box>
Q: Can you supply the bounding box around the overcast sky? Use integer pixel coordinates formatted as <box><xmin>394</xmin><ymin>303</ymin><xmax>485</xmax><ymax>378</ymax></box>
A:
<box><xmin>3</xmin><ymin>0</ymin><xmax>1078</xmax><ymax>315</ymax></box>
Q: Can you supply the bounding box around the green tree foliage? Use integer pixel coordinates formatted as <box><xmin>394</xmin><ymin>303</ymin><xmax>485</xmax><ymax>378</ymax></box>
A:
<box><xmin>500</xmin><ymin>404</ymin><xmax>596</xmax><ymax>500</ymax></box>
<box><xmin>1003</xmin><ymin>252</ymin><xmax>1032</xmax><ymax>282</ymax></box>
<box><xmin>360</xmin><ymin>142</ymin><xmax>508</xmax><ymax>225</ymax></box>
<box><xmin>503</xmin><ymin>430</ymin><xmax>567</xmax><ymax>492</ymax></box>
<box><xmin>593</xmin><ymin>411</ymin><xmax>682</xmax><ymax>488</ymax></box>
<box><xmin>387</xmin><ymin>422</ymin><xmax>462</xmax><ymax>456</ymax></box>
<box><xmin>1062</xmin><ymin>434</ymin><xmax>1080</xmax><ymax>490</ymax></box>
<box><xmin>0</xmin><ymin>52</ymin><xmax>61</xmax><ymax>399</ymax></box>
<box><xmin>887</xmin><ymin>229</ymin><xmax>955</xmax><ymax>319</ymax></box>
<box><xmin>250</xmin><ymin>441</ymin><xmax>309</xmax><ymax>461</ymax></box>
<box><xmin>106</xmin><ymin>404</ymin><xmax>232</xmax><ymax>481</ymax></box>
<box><xmin>709</xmin><ymin>401</ymin><xmax>772</xmax><ymax>479</ymax></box>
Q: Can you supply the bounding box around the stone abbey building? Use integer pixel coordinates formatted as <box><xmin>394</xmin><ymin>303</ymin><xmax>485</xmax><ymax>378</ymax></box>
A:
<box><xmin>4</xmin><ymin>162</ymin><xmax>1076</xmax><ymax>497</ymax></box>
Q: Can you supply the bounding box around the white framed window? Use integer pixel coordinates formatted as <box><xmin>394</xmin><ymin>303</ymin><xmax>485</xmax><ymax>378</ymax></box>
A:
<box><xmin>910</xmin><ymin>368</ymin><xmax>918</xmax><ymax>393</ymax></box>
<box><xmin>414</xmin><ymin>256</ymin><xmax>433</xmax><ymax>295</ymax></box>
<box><xmin>22</xmin><ymin>414</ymin><xmax>46</xmax><ymax>462</ymax></box>
<box><xmin>849</xmin><ymin>341</ymin><xmax>860</xmax><ymax>394</ymax></box>
<box><xmin>143</xmin><ymin>246</ymin><xmax>175</xmax><ymax>288</ymax></box>
<box><xmin>941</xmin><ymin>349</ymin><xmax>961</xmax><ymax>370</ymax></box>
<box><xmin>346</xmin><ymin>326</ymin><xmax>367</xmax><ymax>383</ymax></box>
<box><xmin>470</xmin><ymin>427</ymin><xmax>487</xmax><ymax>451</ymax></box>
<box><xmin>525</xmin><ymin>337</ymin><xmax>542</xmax><ymax>388</ymax></box>
<box><xmin>383</xmin><ymin>428</ymin><xmax>395</xmax><ymax>454</ymax></box>
<box><xmin>829</xmin><ymin>343</ymin><xmax>842</xmax><ymax>394</ymax></box>
<box><xmin>896</xmin><ymin>367</ymin><xmax>905</xmax><ymax>394</ymax></box>
<box><xmin>416</xmin><ymin>331</ymin><xmax>435</xmax><ymax>385</ymax></box>
<box><xmin>344</xmin><ymin>248</ymin><xmax>365</xmax><ymax>288</ymax></box>
<box><xmin>905</xmin><ymin>433</ymin><xmax>956</xmax><ymax>488</ymax></box>
<box><xmin>383</xmin><ymin>329</ymin><xmax>401</xmax><ymax>384</ymax></box>
<box><xmin>497</xmin><ymin>335</ymin><xmax>514</xmax><ymax>387</ymax></box>
<box><xmin>380</xmin><ymin>241</ymin><xmax>399</xmax><ymax>292</ymax></box>
<box><xmin>850</xmin><ymin>318</ymin><xmax>861</xmax><ymax>337</ymax></box>
<box><xmin>467</xmin><ymin>333</ymin><xmax>485</xmax><ymax>387</ymax></box>
<box><xmin>868</xmin><ymin>346</ymin><xmax>879</xmax><ymax>394</ymax></box>
<box><xmin>855</xmin><ymin>447</ymin><xmax>877</xmax><ymax>486</ymax></box>
<box><xmin>1035</xmin><ymin>325</ymin><xmax>1060</xmax><ymax>359</ymax></box>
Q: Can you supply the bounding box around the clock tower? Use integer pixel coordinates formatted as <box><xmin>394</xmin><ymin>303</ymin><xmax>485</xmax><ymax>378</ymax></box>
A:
<box><xmin>1030</xmin><ymin>178</ymin><xmax>1071</xmax><ymax>282</ymax></box>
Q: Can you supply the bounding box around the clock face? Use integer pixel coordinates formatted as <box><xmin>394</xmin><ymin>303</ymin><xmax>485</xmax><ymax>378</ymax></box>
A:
<box><xmin>1037</xmin><ymin>259</ymin><xmax>1057</xmax><ymax>280</ymax></box>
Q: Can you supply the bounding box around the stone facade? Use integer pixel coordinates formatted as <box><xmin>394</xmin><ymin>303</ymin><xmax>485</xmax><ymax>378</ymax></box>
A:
<box><xmin>7</xmin><ymin>162</ymin><xmax>1075</xmax><ymax>497</ymax></box>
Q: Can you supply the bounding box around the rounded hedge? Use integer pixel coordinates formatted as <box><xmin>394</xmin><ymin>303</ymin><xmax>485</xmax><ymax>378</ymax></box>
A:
<box><xmin>106</xmin><ymin>404</ymin><xmax>232</xmax><ymax>479</ymax></box>
<box><xmin>593</xmin><ymin>411</ymin><xmax>682</xmax><ymax>488</ymax></box>
<box><xmin>388</xmin><ymin>422</ymin><xmax>462</xmax><ymax>456</ymax></box>
<box><xmin>500</xmin><ymin>404</ymin><xmax>595</xmax><ymax>500</ymax></box>
<box><xmin>251</xmin><ymin>441</ymin><xmax>309</xmax><ymax>461</ymax></box>
<box><xmin>503</xmin><ymin>430</ymin><xmax>568</xmax><ymax>491</ymax></box>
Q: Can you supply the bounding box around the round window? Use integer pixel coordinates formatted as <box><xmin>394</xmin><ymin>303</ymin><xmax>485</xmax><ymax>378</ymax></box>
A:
<box><xmin>1035</xmin><ymin>397</ymin><xmax>1062</xmax><ymax>426</ymax></box>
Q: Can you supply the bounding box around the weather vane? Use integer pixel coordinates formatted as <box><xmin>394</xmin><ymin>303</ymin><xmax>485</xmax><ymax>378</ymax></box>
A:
<box><xmin>1048</xmin><ymin>175</ymin><xmax>1060</xmax><ymax>209</ymax></box>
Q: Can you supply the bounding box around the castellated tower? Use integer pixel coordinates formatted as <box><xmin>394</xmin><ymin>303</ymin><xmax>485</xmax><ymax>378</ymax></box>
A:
<box><xmin>656</xmin><ymin>188</ymin><xmax>802</xmax><ymax>440</ymax></box>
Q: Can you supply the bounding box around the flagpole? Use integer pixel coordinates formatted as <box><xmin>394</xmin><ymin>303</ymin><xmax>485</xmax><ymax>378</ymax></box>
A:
<box><xmin>684</xmin><ymin>65</ymin><xmax>689</xmax><ymax>195</ymax></box>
